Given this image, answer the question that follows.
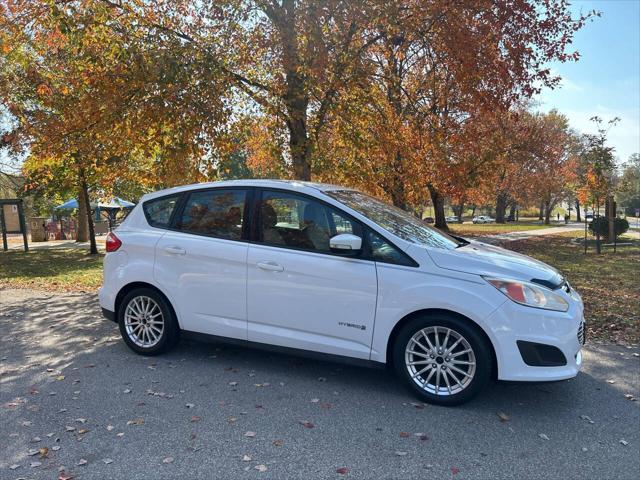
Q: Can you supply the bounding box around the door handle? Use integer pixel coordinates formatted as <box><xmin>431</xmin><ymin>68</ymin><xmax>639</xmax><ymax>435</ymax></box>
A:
<box><xmin>257</xmin><ymin>261</ymin><xmax>284</xmax><ymax>272</ymax></box>
<box><xmin>164</xmin><ymin>245</ymin><xmax>186</xmax><ymax>255</ymax></box>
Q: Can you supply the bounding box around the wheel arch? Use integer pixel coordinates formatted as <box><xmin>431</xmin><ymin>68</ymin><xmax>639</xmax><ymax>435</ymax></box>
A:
<box><xmin>385</xmin><ymin>308</ymin><xmax>498</xmax><ymax>379</ymax></box>
<box><xmin>115</xmin><ymin>281</ymin><xmax>180</xmax><ymax>328</ymax></box>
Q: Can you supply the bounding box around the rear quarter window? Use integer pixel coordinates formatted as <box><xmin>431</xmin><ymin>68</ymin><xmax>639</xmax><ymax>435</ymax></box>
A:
<box><xmin>143</xmin><ymin>194</ymin><xmax>180</xmax><ymax>228</ymax></box>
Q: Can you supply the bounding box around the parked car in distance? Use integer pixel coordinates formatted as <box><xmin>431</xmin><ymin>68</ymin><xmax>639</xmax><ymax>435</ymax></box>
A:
<box><xmin>100</xmin><ymin>180</ymin><xmax>585</xmax><ymax>406</ymax></box>
<box><xmin>422</xmin><ymin>216</ymin><xmax>435</xmax><ymax>224</ymax></box>
<box><xmin>585</xmin><ymin>213</ymin><xmax>594</xmax><ymax>222</ymax></box>
<box><xmin>445</xmin><ymin>216</ymin><xmax>459</xmax><ymax>222</ymax></box>
<box><xmin>472</xmin><ymin>215</ymin><xmax>495</xmax><ymax>224</ymax></box>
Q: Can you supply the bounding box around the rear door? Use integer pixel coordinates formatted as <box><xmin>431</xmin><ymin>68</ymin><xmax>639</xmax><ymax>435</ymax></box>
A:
<box><xmin>154</xmin><ymin>187</ymin><xmax>250</xmax><ymax>339</ymax></box>
<box><xmin>246</xmin><ymin>189</ymin><xmax>378</xmax><ymax>359</ymax></box>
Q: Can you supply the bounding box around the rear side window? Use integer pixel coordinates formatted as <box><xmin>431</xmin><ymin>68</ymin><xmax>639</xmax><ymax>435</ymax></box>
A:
<box><xmin>143</xmin><ymin>195</ymin><xmax>180</xmax><ymax>228</ymax></box>
<box><xmin>176</xmin><ymin>189</ymin><xmax>246</xmax><ymax>240</ymax></box>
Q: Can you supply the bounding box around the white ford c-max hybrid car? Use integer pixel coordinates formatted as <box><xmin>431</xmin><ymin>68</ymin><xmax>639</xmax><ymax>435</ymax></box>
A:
<box><xmin>99</xmin><ymin>180</ymin><xmax>585</xmax><ymax>405</ymax></box>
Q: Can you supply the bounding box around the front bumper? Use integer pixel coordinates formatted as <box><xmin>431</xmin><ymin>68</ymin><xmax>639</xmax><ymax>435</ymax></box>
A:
<box><xmin>485</xmin><ymin>298</ymin><xmax>584</xmax><ymax>382</ymax></box>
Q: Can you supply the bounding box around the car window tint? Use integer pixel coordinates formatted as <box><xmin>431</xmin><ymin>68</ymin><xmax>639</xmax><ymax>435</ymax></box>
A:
<box><xmin>143</xmin><ymin>195</ymin><xmax>180</xmax><ymax>228</ymax></box>
<box><xmin>367</xmin><ymin>230</ymin><xmax>415</xmax><ymax>266</ymax></box>
<box><xmin>177</xmin><ymin>189</ymin><xmax>245</xmax><ymax>240</ymax></box>
<box><xmin>259</xmin><ymin>191</ymin><xmax>360</xmax><ymax>253</ymax></box>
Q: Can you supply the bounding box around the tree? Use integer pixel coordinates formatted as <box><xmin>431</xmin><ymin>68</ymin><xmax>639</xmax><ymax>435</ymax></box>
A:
<box><xmin>314</xmin><ymin>0</ymin><xmax>594</xmax><ymax>229</ymax></box>
<box><xmin>576</xmin><ymin>117</ymin><xmax>619</xmax><ymax>216</ymax></box>
<box><xmin>616</xmin><ymin>154</ymin><xmax>640</xmax><ymax>216</ymax></box>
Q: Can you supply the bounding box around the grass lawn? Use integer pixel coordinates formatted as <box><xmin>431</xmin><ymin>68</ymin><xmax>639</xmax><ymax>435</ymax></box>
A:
<box><xmin>0</xmin><ymin>248</ymin><xmax>104</xmax><ymax>292</ymax></box>
<box><xmin>449</xmin><ymin>222</ymin><xmax>553</xmax><ymax>236</ymax></box>
<box><xmin>504</xmin><ymin>235</ymin><xmax>640</xmax><ymax>344</ymax></box>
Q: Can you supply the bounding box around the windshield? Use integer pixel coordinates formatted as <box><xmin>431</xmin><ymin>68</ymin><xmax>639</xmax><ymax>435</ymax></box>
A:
<box><xmin>326</xmin><ymin>190</ymin><xmax>460</xmax><ymax>250</ymax></box>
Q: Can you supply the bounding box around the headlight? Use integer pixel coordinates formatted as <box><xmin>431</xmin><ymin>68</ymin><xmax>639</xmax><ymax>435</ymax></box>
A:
<box><xmin>484</xmin><ymin>277</ymin><xmax>569</xmax><ymax>312</ymax></box>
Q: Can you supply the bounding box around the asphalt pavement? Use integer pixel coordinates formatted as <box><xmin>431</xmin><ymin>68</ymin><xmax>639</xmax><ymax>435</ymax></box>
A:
<box><xmin>1</xmin><ymin>288</ymin><xmax>639</xmax><ymax>480</ymax></box>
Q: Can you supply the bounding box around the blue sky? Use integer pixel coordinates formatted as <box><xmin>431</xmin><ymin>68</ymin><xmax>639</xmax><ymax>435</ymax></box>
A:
<box><xmin>536</xmin><ymin>0</ymin><xmax>640</xmax><ymax>163</ymax></box>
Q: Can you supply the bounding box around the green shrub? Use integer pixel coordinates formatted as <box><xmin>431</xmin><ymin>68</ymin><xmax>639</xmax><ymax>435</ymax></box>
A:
<box><xmin>588</xmin><ymin>217</ymin><xmax>630</xmax><ymax>240</ymax></box>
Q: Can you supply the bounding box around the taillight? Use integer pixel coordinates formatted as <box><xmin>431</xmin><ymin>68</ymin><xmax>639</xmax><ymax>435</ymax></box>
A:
<box><xmin>105</xmin><ymin>232</ymin><xmax>122</xmax><ymax>252</ymax></box>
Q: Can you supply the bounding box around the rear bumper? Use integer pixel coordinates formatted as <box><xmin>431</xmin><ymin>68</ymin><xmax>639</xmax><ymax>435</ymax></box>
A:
<box><xmin>102</xmin><ymin>307</ymin><xmax>117</xmax><ymax>323</ymax></box>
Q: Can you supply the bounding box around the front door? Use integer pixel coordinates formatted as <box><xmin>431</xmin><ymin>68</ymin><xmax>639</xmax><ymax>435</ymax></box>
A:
<box><xmin>154</xmin><ymin>188</ymin><xmax>249</xmax><ymax>340</ymax></box>
<box><xmin>247</xmin><ymin>189</ymin><xmax>377</xmax><ymax>359</ymax></box>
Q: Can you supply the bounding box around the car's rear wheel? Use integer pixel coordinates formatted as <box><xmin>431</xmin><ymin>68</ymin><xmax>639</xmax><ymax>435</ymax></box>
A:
<box><xmin>392</xmin><ymin>314</ymin><xmax>492</xmax><ymax>406</ymax></box>
<box><xmin>118</xmin><ymin>288</ymin><xmax>179</xmax><ymax>355</ymax></box>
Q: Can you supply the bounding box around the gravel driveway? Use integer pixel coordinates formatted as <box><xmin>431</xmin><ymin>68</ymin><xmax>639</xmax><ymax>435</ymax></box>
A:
<box><xmin>1</xmin><ymin>288</ymin><xmax>639</xmax><ymax>479</ymax></box>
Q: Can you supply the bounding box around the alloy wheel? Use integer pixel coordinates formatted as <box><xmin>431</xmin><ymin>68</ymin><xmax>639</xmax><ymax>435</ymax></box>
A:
<box><xmin>124</xmin><ymin>296</ymin><xmax>165</xmax><ymax>348</ymax></box>
<box><xmin>404</xmin><ymin>326</ymin><xmax>476</xmax><ymax>396</ymax></box>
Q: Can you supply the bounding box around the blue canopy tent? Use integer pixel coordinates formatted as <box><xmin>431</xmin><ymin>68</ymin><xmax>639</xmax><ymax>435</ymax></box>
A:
<box><xmin>55</xmin><ymin>197</ymin><xmax>136</xmax><ymax>232</ymax></box>
<box><xmin>54</xmin><ymin>197</ymin><xmax>135</xmax><ymax>211</ymax></box>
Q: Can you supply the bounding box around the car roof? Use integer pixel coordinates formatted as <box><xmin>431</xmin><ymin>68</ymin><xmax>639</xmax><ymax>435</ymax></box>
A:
<box><xmin>141</xmin><ymin>179</ymin><xmax>355</xmax><ymax>202</ymax></box>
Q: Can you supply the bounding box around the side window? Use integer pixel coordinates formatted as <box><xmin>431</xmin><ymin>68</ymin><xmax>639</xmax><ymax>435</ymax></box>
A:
<box><xmin>177</xmin><ymin>189</ymin><xmax>246</xmax><ymax>240</ymax></box>
<box><xmin>143</xmin><ymin>195</ymin><xmax>180</xmax><ymax>228</ymax></box>
<box><xmin>367</xmin><ymin>230</ymin><xmax>416</xmax><ymax>267</ymax></box>
<box><xmin>259</xmin><ymin>191</ymin><xmax>361</xmax><ymax>253</ymax></box>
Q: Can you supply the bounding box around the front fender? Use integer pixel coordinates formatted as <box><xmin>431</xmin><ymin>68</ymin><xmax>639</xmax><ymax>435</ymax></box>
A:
<box><xmin>370</xmin><ymin>262</ymin><xmax>506</xmax><ymax>364</ymax></box>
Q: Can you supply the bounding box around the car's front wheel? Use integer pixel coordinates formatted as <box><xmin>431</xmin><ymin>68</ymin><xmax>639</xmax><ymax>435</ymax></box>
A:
<box><xmin>118</xmin><ymin>288</ymin><xmax>179</xmax><ymax>355</ymax></box>
<box><xmin>392</xmin><ymin>314</ymin><xmax>492</xmax><ymax>406</ymax></box>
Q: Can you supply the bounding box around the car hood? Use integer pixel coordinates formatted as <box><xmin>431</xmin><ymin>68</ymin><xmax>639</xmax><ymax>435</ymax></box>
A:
<box><xmin>426</xmin><ymin>239</ymin><xmax>563</xmax><ymax>285</ymax></box>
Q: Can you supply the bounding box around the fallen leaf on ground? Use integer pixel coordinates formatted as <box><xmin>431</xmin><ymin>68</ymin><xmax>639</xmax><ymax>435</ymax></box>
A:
<box><xmin>395</xmin><ymin>451</ymin><xmax>407</xmax><ymax>456</ymax></box>
<box><xmin>254</xmin><ymin>464</ymin><xmax>267</xmax><ymax>472</ymax></box>
<box><xmin>310</xmin><ymin>398</ymin><xmax>320</xmax><ymax>403</ymax></box>
<box><xmin>127</xmin><ymin>418</ymin><xmax>144</xmax><ymax>426</ymax></box>
<box><xmin>497</xmin><ymin>412</ymin><xmax>509</xmax><ymax>422</ymax></box>
<box><xmin>185</xmin><ymin>403</ymin><xmax>195</xmax><ymax>409</ymax></box>
<box><xmin>620</xmin><ymin>440</ymin><xmax>629</xmax><ymax>446</ymax></box>
<box><xmin>242</xmin><ymin>455</ymin><xmax>252</xmax><ymax>462</ymax></box>
<box><xmin>77</xmin><ymin>459</ymin><xmax>88</xmax><ymax>466</ymax></box>
<box><xmin>244</xmin><ymin>431</ymin><xmax>257</xmax><ymax>437</ymax></box>
<box><xmin>9</xmin><ymin>464</ymin><xmax>20</xmax><ymax>470</ymax></box>
<box><xmin>451</xmin><ymin>467</ymin><xmax>460</xmax><ymax>475</ymax></box>
<box><xmin>163</xmin><ymin>457</ymin><xmax>174</xmax><ymax>464</ymax></box>
<box><xmin>56</xmin><ymin>375</ymin><xmax>65</xmax><ymax>381</ymax></box>
<box><xmin>38</xmin><ymin>447</ymin><xmax>49</xmax><ymax>458</ymax></box>
<box><xmin>58</xmin><ymin>471</ymin><xmax>74</xmax><ymax>480</ymax></box>
<box><xmin>190</xmin><ymin>416</ymin><xmax>201</xmax><ymax>423</ymax></box>
<box><xmin>77</xmin><ymin>428</ymin><xmax>89</xmax><ymax>434</ymax></box>
<box><xmin>399</xmin><ymin>431</ymin><xmax>410</xmax><ymax>438</ymax></box>
<box><xmin>300</xmin><ymin>421</ymin><xmax>314</xmax><ymax>428</ymax></box>
<box><xmin>539</xmin><ymin>433</ymin><xmax>550</xmax><ymax>441</ymax></box>
<box><xmin>31</xmin><ymin>461</ymin><xmax>42</xmax><ymax>468</ymax></box>
<box><xmin>103</xmin><ymin>458</ymin><xmax>113</xmax><ymax>465</ymax></box>
<box><xmin>272</xmin><ymin>439</ymin><xmax>284</xmax><ymax>447</ymax></box>
<box><xmin>336</xmin><ymin>467</ymin><xmax>349</xmax><ymax>475</ymax></box>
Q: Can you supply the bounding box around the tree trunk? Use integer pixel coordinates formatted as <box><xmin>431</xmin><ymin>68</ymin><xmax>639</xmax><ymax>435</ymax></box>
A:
<box><xmin>456</xmin><ymin>201</ymin><xmax>465</xmax><ymax>223</ymax></box>
<box><xmin>575</xmin><ymin>199</ymin><xmax>581</xmax><ymax>222</ymax></box>
<box><xmin>79</xmin><ymin>173</ymin><xmax>98</xmax><ymax>254</ymax></box>
<box><xmin>274</xmin><ymin>0</ymin><xmax>312</xmax><ymax>181</ymax></box>
<box><xmin>544</xmin><ymin>200</ymin><xmax>553</xmax><ymax>225</ymax></box>
<box><xmin>508</xmin><ymin>202</ymin><xmax>517</xmax><ymax>222</ymax></box>
<box><xmin>538</xmin><ymin>202</ymin><xmax>544</xmax><ymax>221</ymax></box>
<box><xmin>470</xmin><ymin>205</ymin><xmax>477</xmax><ymax>219</ymax></box>
<box><xmin>495</xmin><ymin>193</ymin><xmax>508</xmax><ymax>223</ymax></box>
<box><xmin>76</xmin><ymin>185</ymin><xmax>89</xmax><ymax>242</ymax></box>
<box><xmin>389</xmin><ymin>152</ymin><xmax>407</xmax><ymax>209</ymax></box>
<box><xmin>427</xmin><ymin>184</ymin><xmax>447</xmax><ymax>230</ymax></box>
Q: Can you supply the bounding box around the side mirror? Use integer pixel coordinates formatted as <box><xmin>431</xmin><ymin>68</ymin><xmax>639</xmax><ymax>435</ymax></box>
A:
<box><xmin>330</xmin><ymin>233</ymin><xmax>362</xmax><ymax>254</ymax></box>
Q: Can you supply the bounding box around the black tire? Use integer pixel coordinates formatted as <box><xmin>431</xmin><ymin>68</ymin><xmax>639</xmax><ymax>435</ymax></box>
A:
<box><xmin>392</xmin><ymin>313</ymin><xmax>492</xmax><ymax>406</ymax></box>
<box><xmin>117</xmin><ymin>288</ymin><xmax>179</xmax><ymax>356</ymax></box>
